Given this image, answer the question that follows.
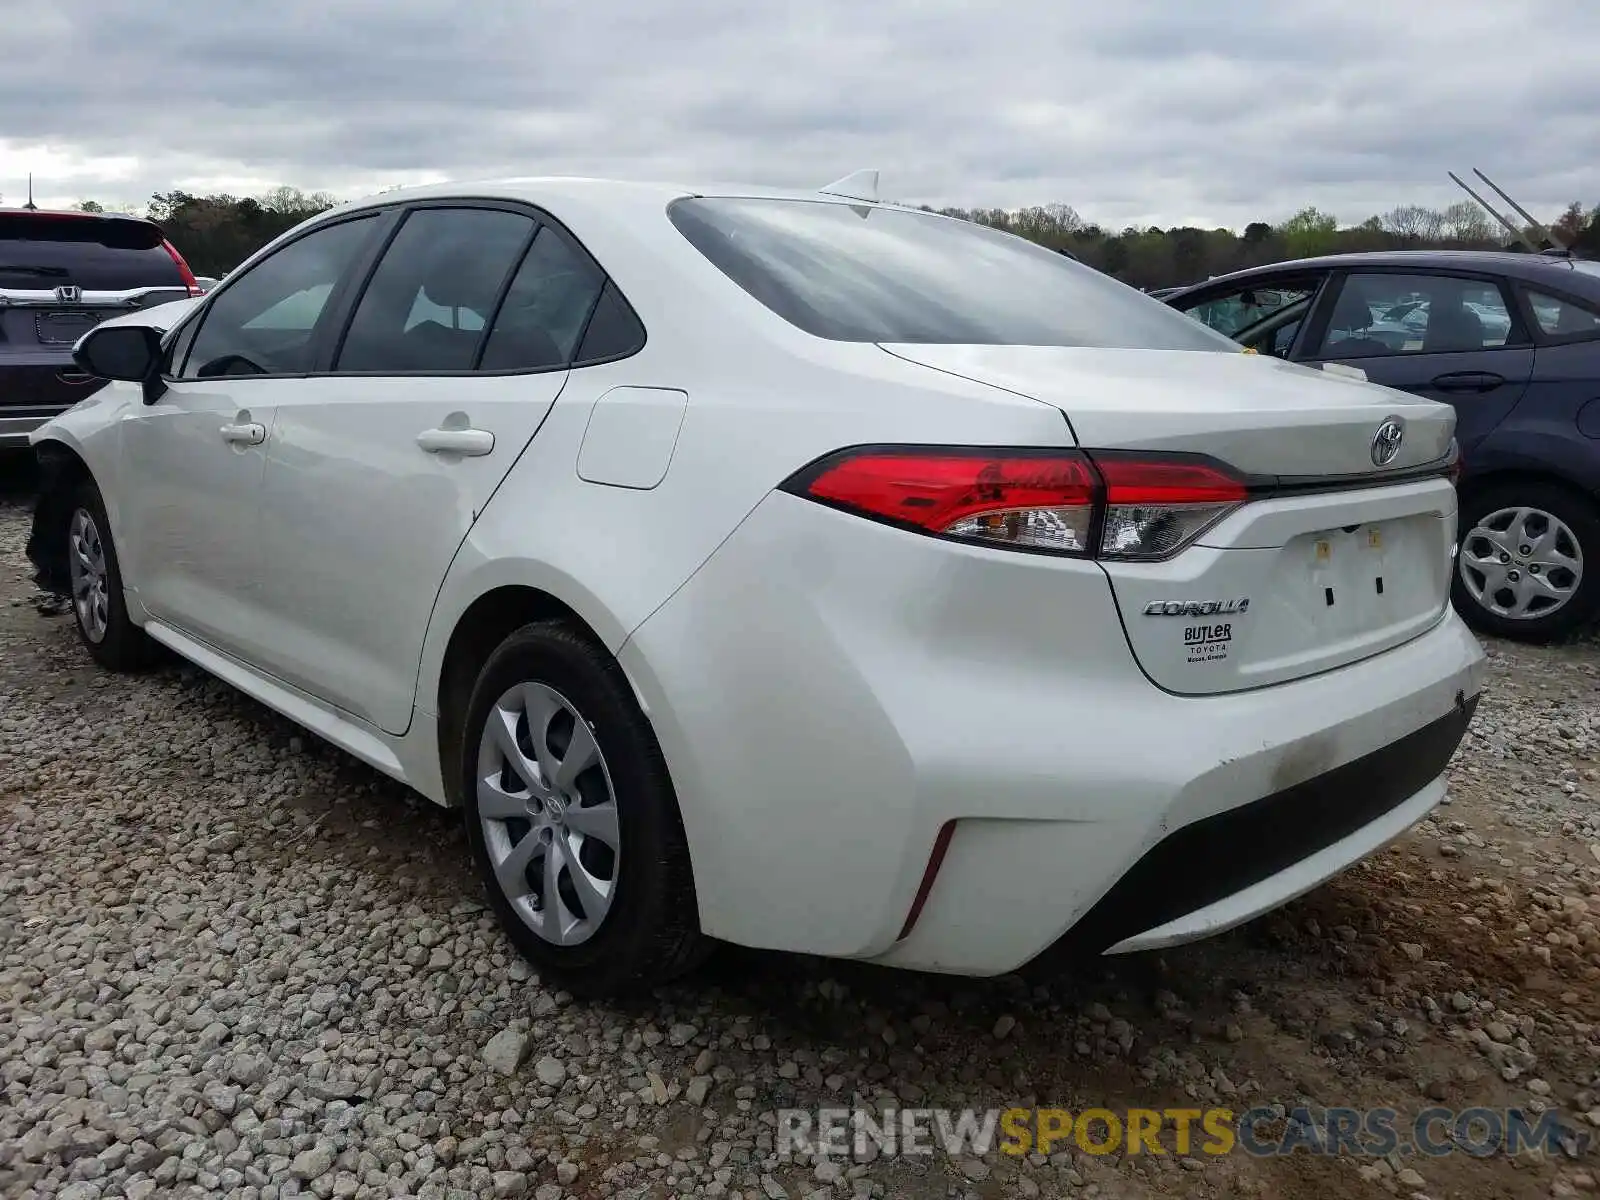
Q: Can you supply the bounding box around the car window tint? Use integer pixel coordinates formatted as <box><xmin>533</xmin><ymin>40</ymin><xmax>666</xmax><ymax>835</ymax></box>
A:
<box><xmin>181</xmin><ymin>215</ymin><xmax>377</xmax><ymax>378</ymax></box>
<box><xmin>574</xmin><ymin>281</ymin><xmax>645</xmax><ymax>364</ymax></box>
<box><xmin>1316</xmin><ymin>273</ymin><xmax>1515</xmax><ymax>359</ymax></box>
<box><xmin>1527</xmin><ymin>289</ymin><xmax>1600</xmax><ymax>339</ymax></box>
<box><xmin>336</xmin><ymin>207</ymin><xmax>534</xmax><ymax>373</ymax></box>
<box><xmin>1181</xmin><ymin>283</ymin><xmax>1315</xmax><ymax>339</ymax></box>
<box><xmin>479</xmin><ymin>227</ymin><xmax>604</xmax><ymax>371</ymax></box>
<box><xmin>668</xmin><ymin>197</ymin><xmax>1237</xmax><ymax>351</ymax></box>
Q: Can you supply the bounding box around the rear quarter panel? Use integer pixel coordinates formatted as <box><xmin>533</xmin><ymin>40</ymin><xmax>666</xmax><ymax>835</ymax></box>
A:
<box><xmin>412</xmin><ymin>334</ymin><xmax>1075</xmax><ymax>718</ymax></box>
<box><xmin>1469</xmin><ymin>339</ymin><xmax>1600</xmax><ymax>496</ymax></box>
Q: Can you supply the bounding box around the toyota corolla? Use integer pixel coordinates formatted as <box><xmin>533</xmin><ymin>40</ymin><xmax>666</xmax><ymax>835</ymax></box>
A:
<box><xmin>28</xmin><ymin>174</ymin><xmax>1484</xmax><ymax>995</ymax></box>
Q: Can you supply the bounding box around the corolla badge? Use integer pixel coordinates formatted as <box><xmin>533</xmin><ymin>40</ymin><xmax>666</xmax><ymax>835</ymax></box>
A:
<box><xmin>1371</xmin><ymin>417</ymin><xmax>1405</xmax><ymax>467</ymax></box>
<box><xmin>1143</xmin><ymin>598</ymin><xmax>1250</xmax><ymax>617</ymax></box>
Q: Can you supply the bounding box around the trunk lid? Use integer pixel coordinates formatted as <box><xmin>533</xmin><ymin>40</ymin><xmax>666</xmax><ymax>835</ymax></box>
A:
<box><xmin>880</xmin><ymin>344</ymin><xmax>1459</xmax><ymax>695</ymax></box>
<box><xmin>880</xmin><ymin>344</ymin><xmax>1455</xmax><ymax>477</ymax></box>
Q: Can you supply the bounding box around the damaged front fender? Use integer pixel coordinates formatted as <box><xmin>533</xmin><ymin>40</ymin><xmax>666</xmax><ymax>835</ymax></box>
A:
<box><xmin>25</xmin><ymin>445</ymin><xmax>78</xmax><ymax>596</ymax></box>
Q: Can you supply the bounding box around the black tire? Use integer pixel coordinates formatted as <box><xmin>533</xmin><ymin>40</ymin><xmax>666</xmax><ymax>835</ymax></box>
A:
<box><xmin>64</xmin><ymin>480</ymin><xmax>155</xmax><ymax>671</ymax></box>
<box><xmin>1452</xmin><ymin>480</ymin><xmax>1600</xmax><ymax>643</ymax></box>
<box><xmin>460</xmin><ymin>620</ymin><xmax>707</xmax><ymax>997</ymax></box>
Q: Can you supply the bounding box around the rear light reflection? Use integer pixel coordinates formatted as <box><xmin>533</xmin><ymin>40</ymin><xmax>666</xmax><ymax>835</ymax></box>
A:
<box><xmin>784</xmin><ymin>446</ymin><xmax>1250</xmax><ymax>562</ymax></box>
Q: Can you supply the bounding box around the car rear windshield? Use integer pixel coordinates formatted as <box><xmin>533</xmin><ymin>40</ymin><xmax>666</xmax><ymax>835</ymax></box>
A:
<box><xmin>0</xmin><ymin>213</ymin><xmax>183</xmax><ymax>291</ymax></box>
<box><xmin>667</xmin><ymin>196</ymin><xmax>1237</xmax><ymax>351</ymax></box>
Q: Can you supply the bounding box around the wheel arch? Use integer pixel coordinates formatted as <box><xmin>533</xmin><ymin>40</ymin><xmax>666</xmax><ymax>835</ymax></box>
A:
<box><xmin>1457</xmin><ymin>465</ymin><xmax>1600</xmax><ymax>511</ymax></box>
<box><xmin>26</xmin><ymin>438</ymin><xmax>95</xmax><ymax>593</ymax></box>
<box><xmin>430</xmin><ymin>579</ymin><xmax>651</xmax><ymax>807</ymax></box>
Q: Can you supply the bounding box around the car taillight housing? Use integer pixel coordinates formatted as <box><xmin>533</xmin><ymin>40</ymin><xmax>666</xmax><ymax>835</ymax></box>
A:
<box><xmin>161</xmin><ymin>238</ymin><xmax>204</xmax><ymax>297</ymax></box>
<box><xmin>782</xmin><ymin>446</ymin><xmax>1250</xmax><ymax>561</ymax></box>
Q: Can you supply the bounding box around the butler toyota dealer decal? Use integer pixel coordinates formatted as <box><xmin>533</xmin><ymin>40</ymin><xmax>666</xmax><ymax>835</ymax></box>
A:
<box><xmin>1143</xmin><ymin>598</ymin><xmax>1249</xmax><ymax>665</ymax></box>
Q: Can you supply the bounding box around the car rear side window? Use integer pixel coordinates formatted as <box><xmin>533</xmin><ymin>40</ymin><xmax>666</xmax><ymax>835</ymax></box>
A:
<box><xmin>181</xmin><ymin>215</ymin><xmax>379</xmax><ymax>378</ymax></box>
<box><xmin>336</xmin><ymin>208</ymin><xmax>535</xmax><ymax>373</ymax></box>
<box><xmin>478</xmin><ymin>227</ymin><xmax>605</xmax><ymax>372</ymax></box>
<box><xmin>1314</xmin><ymin>273</ymin><xmax>1520</xmax><ymax>358</ymax></box>
<box><xmin>666</xmin><ymin>197</ymin><xmax>1237</xmax><ymax>351</ymax></box>
<box><xmin>573</xmin><ymin>281</ymin><xmax>645</xmax><ymax>365</ymax></box>
<box><xmin>0</xmin><ymin>213</ymin><xmax>184</xmax><ymax>292</ymax></box>
<box><xmin>1526</xmin><ymin>289</ymin><xmax>1600</xmax><ymax>340</ymax></box>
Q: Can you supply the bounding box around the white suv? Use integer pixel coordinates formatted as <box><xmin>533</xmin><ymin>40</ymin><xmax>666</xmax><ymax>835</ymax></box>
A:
<box><xmin>29</xmin><ymin>177</ymin><xmax>1485</xmax><ymax>996</ymax></box>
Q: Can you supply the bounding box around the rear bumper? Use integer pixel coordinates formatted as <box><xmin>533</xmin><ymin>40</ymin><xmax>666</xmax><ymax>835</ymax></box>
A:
<box><xmin>1055</xmin><ymin>694</ymin><xmax>1473</xmax><ymax>956</ymax></box>
<box><xmin>862</xmin><ymin>616</ymin><xmax>1482</xmax><ymax>975</ymax></box>
<box><xmin>621</xmin><ymin>491</ymin><xmax>1486</xmax><ymax>973</ymax></box>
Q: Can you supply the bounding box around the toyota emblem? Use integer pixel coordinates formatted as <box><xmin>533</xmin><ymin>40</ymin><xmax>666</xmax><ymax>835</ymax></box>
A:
<box><xmin>1370</xmin><ymin>417</ymin><xmax>1405</xmax><ymax>467</ymax></box>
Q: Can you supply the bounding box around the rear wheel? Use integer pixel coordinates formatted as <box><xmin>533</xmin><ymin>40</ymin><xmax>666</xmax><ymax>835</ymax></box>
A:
<box><xmin>1453</xmin><ymin>480</ymin><xmax>1600</xmax><ymax>643</ymax></box>
<box><xmin>460</xmin><ymin>620</ymin><xmax>706</xmax><ymax>996</ymax></box>
<box><xmin>65</xmin><ymin>481</ymin><xmax>154</xmax><ymax>671</ymax></box>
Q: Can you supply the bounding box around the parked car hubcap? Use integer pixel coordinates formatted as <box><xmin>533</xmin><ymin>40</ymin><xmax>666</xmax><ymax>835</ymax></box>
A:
<box><xmin>477</xmin><ymin>682</ymin><xmax>619</xmax><ymax>945</ymax></box>
<box><xmin>1458</xmin><ymin>506</ymin><xmax>1584</xmax><ymax>621</ymax></box>
<box><xmin>67</xmin><ymin>508</ymin><xmax>110</xmax><ymax>644</ymax></box>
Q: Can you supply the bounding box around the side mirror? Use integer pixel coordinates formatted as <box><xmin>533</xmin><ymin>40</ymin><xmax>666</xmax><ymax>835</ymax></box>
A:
<box><xmin>73</xmin><ymin>324</ymin><xmax>163</xmax><ymax>383</ymax></box>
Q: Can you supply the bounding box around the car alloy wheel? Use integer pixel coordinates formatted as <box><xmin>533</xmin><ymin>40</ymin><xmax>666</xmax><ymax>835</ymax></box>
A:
<box><xmin>1458</xmin><ymin>505</ymin><xmax>1584</xmax><ymax>622</ymax></box>
<box><xmin>476</xmin><ymin>680</ymin><xmax>621</xmax><ymax>946</ymax></box>
<box><xmin>67</xmin><ymin>507</ymin><xmax>111</xmax><ymax>644</ymax></box>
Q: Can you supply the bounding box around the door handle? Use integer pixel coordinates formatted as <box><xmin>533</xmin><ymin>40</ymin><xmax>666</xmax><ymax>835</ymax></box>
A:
<box><xmin>1429</xmin><ymin>371</ymin><xmax>1504</xmax><ymax>393</ymax></box>
<box><xmin>417</xmin><ymin>427</ymin><xmax>494</xmax><ymax>456</ymax></box>
<box><xmin>219</xmin><ymin>422</ymin><xmax>266</xmax><ymax>445</ymax></box>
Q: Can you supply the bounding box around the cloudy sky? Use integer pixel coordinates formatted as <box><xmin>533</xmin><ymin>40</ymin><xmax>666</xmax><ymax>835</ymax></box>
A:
<box><xmin>2</xmin><ymin>0</ymin><xmax>1596</xmax><ymax>231</ymax></box>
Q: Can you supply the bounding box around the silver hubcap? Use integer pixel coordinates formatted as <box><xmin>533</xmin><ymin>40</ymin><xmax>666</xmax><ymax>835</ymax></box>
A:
<box><xmin>1459</xmin><ymin>506</ymin><xmax>1584</xmax><ymax>621</ymax></box>
<box><xmin>67</xmin><ymin>508</ymin><xmax>110</xmax><ymax>644</ymax></box>
<box><xmin>477</xmin><ymin>682</ymin><xmax>619</xmax><ymax>946</ymax></box>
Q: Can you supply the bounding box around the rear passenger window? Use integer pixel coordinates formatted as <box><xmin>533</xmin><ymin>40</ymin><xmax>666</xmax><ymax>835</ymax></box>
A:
<box><xmin>1527</xmin><ymin>290</ymin><xmax>1600</xmax><ymax>340</ymax></box>
<box><xmin>336</xmin><ymin>208</ymin><xmax>533</xmax><ymax>373</ymax></box>
<box><xmin>1315</xmin><ymin>273</ymin><xmax>1517</xmax><ymax>358</ymax></box>
<box><xmin>479</xmin><ymin>228</ymin><xmax>603</xmax><ymax>372</ymax></box>
<box><xmin>574</xmin><ymin>281</ymin><xmax>646</xmax><ymax>364</ymax></box>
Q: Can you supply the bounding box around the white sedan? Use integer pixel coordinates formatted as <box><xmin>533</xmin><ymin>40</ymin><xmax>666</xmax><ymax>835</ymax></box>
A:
<box><xmin>28</xmin><ymin>174</ymin><xmax>1485</xmax><ymax>996</ymax></box>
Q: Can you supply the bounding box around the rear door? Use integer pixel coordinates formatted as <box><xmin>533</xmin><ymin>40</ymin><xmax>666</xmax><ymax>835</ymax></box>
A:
<box><xmin>249</xmin><ymin>203</ymin><xmax>617</xmax><ymax>734</ymax></box>
<box><xmin>1</xmin><ymin>212</ymin><xmax>192</xmax><ymax>441</ymax></box>
<box><xmin>1300</xmin><ymin>269</ymin><xmax>1534</xmax><ymax>452</ymax></box>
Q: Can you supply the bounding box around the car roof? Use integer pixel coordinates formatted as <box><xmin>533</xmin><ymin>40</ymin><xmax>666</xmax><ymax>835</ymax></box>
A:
<box><xmin>1170</xmin><ymin>249</ymin><xmax>1600</xmax><ymax>297</ymax></box>
<box><xmin>329</xmin><ymin>175</ymin><xmax>927</xmax><ymax>221</ymax></box>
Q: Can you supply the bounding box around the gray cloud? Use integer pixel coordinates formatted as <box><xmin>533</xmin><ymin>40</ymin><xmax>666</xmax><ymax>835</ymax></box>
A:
<box><xmin>0</xmin><ymin>0</ymin><xmax>1595</xmax><ymax>230</ymax></box>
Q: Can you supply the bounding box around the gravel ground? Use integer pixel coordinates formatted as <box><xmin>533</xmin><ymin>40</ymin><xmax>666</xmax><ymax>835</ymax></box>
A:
<box><xmin>3</xmin><ymin>490</ymin><xmax>1600</xmax><ymax>1200</ymax></box>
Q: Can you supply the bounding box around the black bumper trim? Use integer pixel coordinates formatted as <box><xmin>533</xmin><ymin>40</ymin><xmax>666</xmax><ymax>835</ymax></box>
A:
<box><xmin>1040</xmin><ymin>692</ymin><xmax>1478</xmax><ymax>960</ymax></box>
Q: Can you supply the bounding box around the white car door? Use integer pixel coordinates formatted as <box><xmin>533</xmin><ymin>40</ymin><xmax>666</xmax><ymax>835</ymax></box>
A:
<box><xmin>118</xmin><ymin>213</ymin><xmax>384</xmax><ymax>661</ymax></box>
<box><xmin>249</xmin><ymin>204</ymin><xmax>617</xmax><ymax>734</ymax></box>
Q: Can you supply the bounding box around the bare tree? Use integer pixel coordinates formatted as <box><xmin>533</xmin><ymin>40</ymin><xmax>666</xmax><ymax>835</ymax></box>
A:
<box><xmin>1441</xmin><ymin>201</ymin><xmax>1493</xmax><ymax>242</ymax></box>
<box><xmin>1383</xmin><ymin>205</ymin><xmax>1444</xmax><ymax>241</ymax></box>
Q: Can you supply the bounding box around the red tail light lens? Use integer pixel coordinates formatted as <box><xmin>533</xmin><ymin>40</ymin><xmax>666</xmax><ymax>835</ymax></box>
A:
<box><xmin>785</xmin><ymin>446</ymin><xmax>1251</xmax><ymax>560</ymax></box>
<box><xmin>794</xmin><ymin>448</ymin><xmax>1100</xmax><ymax>554</ymax></box>
<box><xmin>162</xmin><ymin>238</ymin><xmax>203</xmax><ymax>297</ymax></box>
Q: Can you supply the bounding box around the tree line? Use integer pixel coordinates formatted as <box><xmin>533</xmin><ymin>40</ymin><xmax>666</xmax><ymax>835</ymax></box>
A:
<box><xmin>935</xmin><ymin>199</ymin><xmax>1600</xmax><ymax>289</ymax></box>
<box><xmin>60</xmin><ymin>186</ymin><xmax>1600</xmax><ymax>288</ymax></box>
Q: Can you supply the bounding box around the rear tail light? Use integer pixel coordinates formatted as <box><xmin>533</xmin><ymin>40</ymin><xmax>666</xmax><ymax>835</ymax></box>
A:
<box><xmin>1094</xmin><ymin>453</ymin><xmax>1249</xmax><ymax>561</ymax></box>
<box><xmin>782</xmin><ymin>446</ymin><xmax>1250</xmax><ymax>561</ymax></box>
<box><xmin>161</xmin><ymin>238</ymin><xmax>203</xmax><ymax>297</ymax></box>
